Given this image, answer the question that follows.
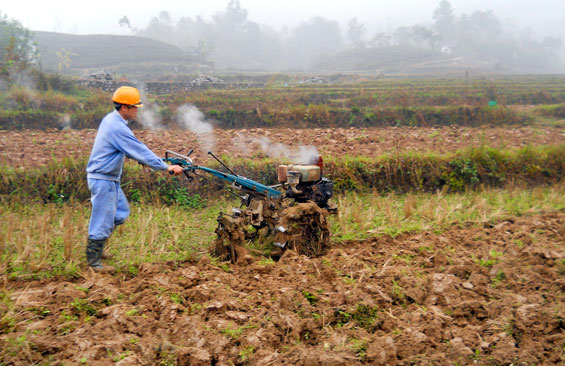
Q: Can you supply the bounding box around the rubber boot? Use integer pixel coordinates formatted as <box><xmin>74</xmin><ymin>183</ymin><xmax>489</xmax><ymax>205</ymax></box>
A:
<box><xmin>86</xmin><ymin>239</ymin><xmax>115</xmax><ymax>274</ymax></box>
<box><xmin>101</xmin><ymin>237</ymin><xmax>113</xmax><ymax>260</ymax></box>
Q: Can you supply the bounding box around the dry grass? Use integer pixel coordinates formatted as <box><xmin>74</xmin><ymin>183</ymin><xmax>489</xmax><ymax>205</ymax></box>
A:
<box><xmin>1</xmin><ymin>183</ymin><xmax>563</xmax><ymax>278</ymax></box>
<box><xmin>331</xmin><ymin>182</ymin><xmax>565</xmax><ymax>240</ymax></box>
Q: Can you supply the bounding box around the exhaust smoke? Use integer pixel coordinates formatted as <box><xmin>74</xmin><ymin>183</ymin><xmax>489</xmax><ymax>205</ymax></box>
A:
<box><xmin>292</xmin><ymin>145</ymin><xmax>320</xmax><ymax>165</ymax></box>
<box><xmin>133</xmin><ymin>83</ymin><xmax>163</xmax><ymax>129</ymax></box>
<box><xmin>233</xmin><ymin>134</ymin><xmax>319</xmax><ymax>164</ymax></box>
<box><xmin>138</xmin><ymin>104</ymin><xmax>162</xmax><ymax>129</ymax></box>
<box><xmin>177</xmin><ymin>104</ymin><xmax>216</xmax><ymax>152</ymax></box>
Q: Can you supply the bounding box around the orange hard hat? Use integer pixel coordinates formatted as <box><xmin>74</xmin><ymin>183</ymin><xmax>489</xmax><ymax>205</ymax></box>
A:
<box><xmin>112</xmin><ymin>86</ymin><xmax>143</xmax><ymax>107</ymax></box>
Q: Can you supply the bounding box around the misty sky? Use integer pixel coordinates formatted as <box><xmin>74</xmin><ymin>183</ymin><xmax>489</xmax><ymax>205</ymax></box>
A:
<box><xmin>3</xmin><ymin>0</ymin><xmax>564</xmax><ymax>38</ymax></box>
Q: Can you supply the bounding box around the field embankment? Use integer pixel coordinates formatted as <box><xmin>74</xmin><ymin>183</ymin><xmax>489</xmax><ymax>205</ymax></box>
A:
<box><xmin>1</xmin><ymin>144</ymin><xmax>564</xmax><ymax>204</ymax></box>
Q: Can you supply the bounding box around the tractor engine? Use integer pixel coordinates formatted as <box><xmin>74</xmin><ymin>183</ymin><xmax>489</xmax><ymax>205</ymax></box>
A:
<box><xmin>276</xmin><ymin>156</ymin><xmax>335</xmax><ymax>211</ymax></box>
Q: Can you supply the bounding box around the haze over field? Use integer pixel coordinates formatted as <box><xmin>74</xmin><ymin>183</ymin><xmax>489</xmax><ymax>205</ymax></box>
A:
<box><xmin>1</xmin><ymin>0</ymin><xmax>565</xmax><ymax>73</ymax></box>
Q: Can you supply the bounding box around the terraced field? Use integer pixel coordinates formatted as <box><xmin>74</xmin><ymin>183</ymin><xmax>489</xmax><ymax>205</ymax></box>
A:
<box><xmin>1</xmin><ymin>75</ymin><xmax>564</xmax><ymax>365</ymax></box>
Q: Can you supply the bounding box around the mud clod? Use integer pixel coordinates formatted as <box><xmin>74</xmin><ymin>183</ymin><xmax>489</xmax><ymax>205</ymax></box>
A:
<box><xmin>277</xmin><ymin>202</ymin><xmax>331</xmax><ymax>257</ymax></box>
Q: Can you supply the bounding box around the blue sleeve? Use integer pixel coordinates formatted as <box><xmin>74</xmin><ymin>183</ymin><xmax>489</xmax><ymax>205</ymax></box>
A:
<box><xmin>112</xmin><ymin>127</ymin><xmax>169</xmax><ymax>171</ymax></box>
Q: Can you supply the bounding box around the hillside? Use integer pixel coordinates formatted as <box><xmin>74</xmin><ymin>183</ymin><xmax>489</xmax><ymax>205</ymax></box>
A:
<box><xmin>32</xmin><ymin>32</ymin><xmax>502</xmax><ymax>75</ymax></box>
<box><xmin>33</xmin><ymin>31</ymin><xmax>201</xmax><ymax>75</ymax></box>
<box><xmin>313</xmin><ymin>46</ymin><xmax>496</xmax><ymax>73</ymax></box>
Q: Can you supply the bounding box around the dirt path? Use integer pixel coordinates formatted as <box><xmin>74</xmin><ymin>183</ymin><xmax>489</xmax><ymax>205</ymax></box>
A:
<box><xmin>1</xmin><ymin>125</ymin><xmax>563</xmax><ymax>168</ymax></box>
<box><xmin>1</xmin><ymin>212</ymin><xmax>564</xmax><ymax>365</ymax></box>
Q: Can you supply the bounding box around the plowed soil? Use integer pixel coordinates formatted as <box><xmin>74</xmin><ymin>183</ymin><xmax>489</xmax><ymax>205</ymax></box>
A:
<box><xmin>2</xmin><ymin>212</ymin><xmax>564</xmax><ymax>365</ymax></box>
<box><xmin>1</xmin><ymin>125</ymin><xmax>563</xmax><ymax>168</ymax></box>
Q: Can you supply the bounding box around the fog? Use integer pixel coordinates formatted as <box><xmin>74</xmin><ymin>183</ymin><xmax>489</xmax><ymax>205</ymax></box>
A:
<box><xmin>2</xmin><ymin>0</ymin><xmax>564</xmax><ymax>73</ymax></box>
<box><xmin>4</xmin><ymin>0</ymin><xmax>564</xmax><ymax>39</ymax></box>
<box><xmin>132</xmin><ymin>0</ymin><xmax>565</xmax><ymax>72</ymax></box>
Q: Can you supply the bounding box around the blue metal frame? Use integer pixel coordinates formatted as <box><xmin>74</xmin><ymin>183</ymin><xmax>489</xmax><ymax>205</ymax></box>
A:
<box><xmin>163</xmin><ymin>156</ymin><xmax>282</xmax><ymax>198</ymax></box>
<box><xmin>190</xmin><ymin>166</ymin><xmax>281</xmax><ymax>198</ymax></box>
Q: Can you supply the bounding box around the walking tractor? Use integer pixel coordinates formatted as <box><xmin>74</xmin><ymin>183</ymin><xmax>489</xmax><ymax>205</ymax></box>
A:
<box><xmin>162</xmin><ymin>149</ymin><xmax>337</xmax><ymax>262</ymax></box>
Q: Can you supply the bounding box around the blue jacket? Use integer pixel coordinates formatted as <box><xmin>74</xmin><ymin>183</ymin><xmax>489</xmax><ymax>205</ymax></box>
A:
<box><xmin>86</xmin><ymin>110</ymin><xmax>168</xmax><ymax>181</ymax></box>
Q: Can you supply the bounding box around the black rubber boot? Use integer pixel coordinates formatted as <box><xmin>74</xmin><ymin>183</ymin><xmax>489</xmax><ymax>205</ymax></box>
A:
<box><xmin>86</xmin><ymin>239</ymin><xmax>115</xmax><ymax>274</ymax></box>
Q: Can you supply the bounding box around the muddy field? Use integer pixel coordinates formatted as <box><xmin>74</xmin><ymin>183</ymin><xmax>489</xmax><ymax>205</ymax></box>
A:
<box><xmin>1</xmin><ymin>212</ymin><xmax>563</xmax><ymax>365</ymax></box>
<box><xmin>1</xmin><ymin>125</ymin><xmax>563</xmax><ymax>168</ymax></box>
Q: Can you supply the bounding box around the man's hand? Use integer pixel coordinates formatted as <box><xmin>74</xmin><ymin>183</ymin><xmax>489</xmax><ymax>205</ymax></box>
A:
<box><xmin>168</xmin><ymin>165</ymin><xmax>183</xmax><ymax>176</ymax></box>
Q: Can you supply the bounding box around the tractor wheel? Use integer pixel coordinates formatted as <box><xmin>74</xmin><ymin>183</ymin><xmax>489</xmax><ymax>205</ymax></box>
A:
<box><xmin>276</xmin><ymin>202</ymin><xmax>331</xmax><ymax>257</ymax></box>
<box><xmin>213</xmin><ymin>214</ymin><xmax>246</xmax><ymax>263</ymax></box>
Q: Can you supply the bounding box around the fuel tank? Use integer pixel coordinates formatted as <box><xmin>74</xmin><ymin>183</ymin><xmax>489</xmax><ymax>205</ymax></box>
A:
<box><xmin>277</xmin><ymin>165</ymin><xmax>321</xmax><ymax>183</ymax></box>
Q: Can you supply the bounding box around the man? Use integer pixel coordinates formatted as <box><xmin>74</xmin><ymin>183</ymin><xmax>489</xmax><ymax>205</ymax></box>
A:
<box><xmin>86</xmin><ymin>86</ymin><xmax>182</xmax><ymax>273</ymax></box>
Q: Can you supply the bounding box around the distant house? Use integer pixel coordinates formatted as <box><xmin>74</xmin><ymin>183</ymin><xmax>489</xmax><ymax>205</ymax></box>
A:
<box><xmin>440</xmin><ymin>46</ymin><xmax>453</xmax><ymax>54</ymax></box>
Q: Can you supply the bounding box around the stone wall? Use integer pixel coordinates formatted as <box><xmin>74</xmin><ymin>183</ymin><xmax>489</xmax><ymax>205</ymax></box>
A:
<box><xmin>75</xmin><ymin>80</ymin><xmax>262</xmax><ymax>94</ymax></box>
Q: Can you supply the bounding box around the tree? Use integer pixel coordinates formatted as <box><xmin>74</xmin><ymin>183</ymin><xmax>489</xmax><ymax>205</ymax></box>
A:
<box><xmin>118</xmin><ymin>16</ymin><xmax>131</xmax><ymax>31</ymax></box>
<box><xmin>369</xmin><ymin>32</ymin><xmax>391</xmax><ymax>48</ymax></box>
<box><xmin>411</xmin><ymin>25</ymin><xmax>437</xmax><ymax>50</ymax></box>
<box><xmin>209</xmin><ymin>0</ymin><xmax>263</xmax><ymax>68</ymax></box>
<box><xmin>286</xmin><ymin>17</ymin><xmax>344</xmax><ymax>69</ymax></box>
<box><xmin>55</xmin><ymin>48</ymin><xmax>77</xmax><ymax>72</ymax></box>
<box><xmin>542</xmin><ymin>36</ymin><xmax>562</xmax><ymax>51</ymax></box>
<box><xmin>461</xmin><ymin>10</ymin><xmax>501</xmax><ymax>41</ymax></box>
<box><xmin>391</xmin><ymin>25</ymin><xmax>435</xmax><ymax>49</ymax></box>
<box><xmin>212</xmin><ymin>0</ymin><xmax>248</xmax><ymax>29</ymax></box>
<box><xmin>455</xmin><ymin>10</ymin><xmax>502</xmax><ymax>59</ymax></box>
<box><xmin>347</xmin><ymin>17</ymin><xmax>366</xmax><ymax>48</ymax></box>
<box><xmin>0</xmin><ymin>12</ymin><xmax>38</xmax><ymax>80</ymax></box>
<box><xmin>136</xmin><ymin>11</ymin><xmax>174</xmax><ymax>44</ymax></box>
<box><xmin>433</xmin><ymin>0</ymin><xmax>456</xmax><ymax>44</ymax></box>
<box><xmin>176</xmin><ymin>15</ymin><xmax>214</xmax><ymax>61</ymax></box>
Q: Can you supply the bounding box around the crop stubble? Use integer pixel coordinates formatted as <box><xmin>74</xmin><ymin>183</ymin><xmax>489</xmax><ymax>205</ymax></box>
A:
<box><xmin>1</xmin><ymin>212</ymin><xmax>563</xmax><ymax>365</ymax></box>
